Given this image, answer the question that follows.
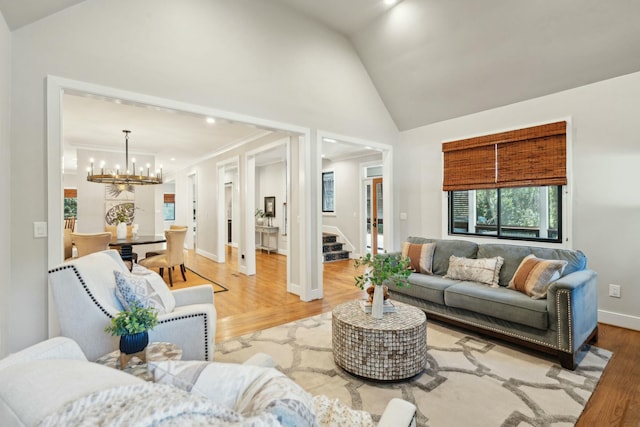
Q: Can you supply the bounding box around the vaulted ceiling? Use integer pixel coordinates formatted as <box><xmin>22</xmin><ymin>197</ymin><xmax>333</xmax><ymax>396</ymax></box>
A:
<box><xmin>2</xmin><ymin>0</ymin><xmax>640</xmax><ymax>132</ymax></box>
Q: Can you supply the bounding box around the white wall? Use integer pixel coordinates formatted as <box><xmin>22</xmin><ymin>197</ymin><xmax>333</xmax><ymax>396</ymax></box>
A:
<box><xmin>397</xmin><ymin>71</ymin><xmax>640</xmax><ymax>330</ymax></box>
<box><xmin>7</xmin><ymin>0</ymin><xmax>397</xmax><ymax>353</ymax></box>
<box><xmin>0</xmin><ymin>9</ymin><xmax>11</xmax><ymax>357</ymax></box>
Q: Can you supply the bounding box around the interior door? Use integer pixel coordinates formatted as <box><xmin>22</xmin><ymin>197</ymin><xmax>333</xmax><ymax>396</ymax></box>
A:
<box><xmin>372</xmin><ymin>178</ymin><xmax>383</xmax><ymax>254</ymax></box>
<box><xmin>366</xmin><ymin>177</ymin><xmax>383</xmax><ymax>255</ymax></box>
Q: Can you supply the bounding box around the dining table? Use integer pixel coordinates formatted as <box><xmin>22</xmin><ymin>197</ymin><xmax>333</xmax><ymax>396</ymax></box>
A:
<box><xmin>108</xmin><ymin>234</ymin><xmax>166</xmax><ymax>263</ymax></box>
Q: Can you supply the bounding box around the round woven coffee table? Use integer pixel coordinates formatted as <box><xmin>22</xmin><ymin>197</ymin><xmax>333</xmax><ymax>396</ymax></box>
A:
<box><xmin>332</xmin><ymin>300</ymin><xmax>427</xmax><ymax>381</ymax></box>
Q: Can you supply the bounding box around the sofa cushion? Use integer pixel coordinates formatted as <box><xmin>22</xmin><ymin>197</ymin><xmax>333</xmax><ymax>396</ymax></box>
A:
<box><xmin>443</xmin><ymin>255</ymin><xmax>504</xmax><ymax>287</ymax></box>
<box><xmin>406</xmin><ymin>237</ymin><xmax>478</xmax><ymax>276</ymax></box>
<box><xmin>477</xmin><ymin>244</ymin><xmax>587</xmax><ymax>287</ymax></box>
<box><xmin>508</xmin><ymin>254</ymin><xmax>568</xmax><ymax>299</ymax></box>
<box><xmin>149</xmin><ymin>360</ymin><xmax>316</xmax><ymax>427</ymax></box>
<box><xmin>393</xmin><ymin>273</ymin><xmax>461</xmax><ymax>305</ymax></box>
<box><xmin>401</xmin><ymin>241</ymin><xmax>435</xmax><ymax>274</ymax></box>
<box><xmin>444</xmin><ymin>282</ymin><xmax>548</xmax><ymax>330</ymax></box>
<box><xmin>114</xmin><ymin>269</ymin><xmax>175</xmax><ymax>314</ymax></box>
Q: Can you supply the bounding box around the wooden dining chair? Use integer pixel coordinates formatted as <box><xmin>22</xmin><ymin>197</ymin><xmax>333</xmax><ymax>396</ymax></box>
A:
<box><xmin>64</xmin><ymin>216</ymin><xmax>76</xmax><ymax>232</ymax></box>
<box><xmin>139</xmin><ymin>228</ymin><xmax>187</xmax><ymax>287</ymax></box>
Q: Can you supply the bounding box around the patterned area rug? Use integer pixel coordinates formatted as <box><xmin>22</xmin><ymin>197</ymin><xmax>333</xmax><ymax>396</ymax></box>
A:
<box><xmin>215</xmin><ymin>311</ymin><xmax>611</xmax><ymax>426</ymax></box>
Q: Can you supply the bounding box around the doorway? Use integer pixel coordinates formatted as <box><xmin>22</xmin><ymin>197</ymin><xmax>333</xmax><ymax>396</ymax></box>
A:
<box><xmin>366</xmin><ymin>177</ymin><xmax>384</xmax><ymax>255</ymax></box>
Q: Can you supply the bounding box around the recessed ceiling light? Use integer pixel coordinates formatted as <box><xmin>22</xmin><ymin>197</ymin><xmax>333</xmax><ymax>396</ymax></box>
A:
<box><xmin>170</xmin><ymin>158</ymin><xmax>176</xmax><ymax>161</ymax></box>
<box><xmin>384</xmin><ymin>0</ymin><xmax>397</xmax><ymax>5</ymax></box>
<box><xmin>206</xmin><ymin>117</ymin><xmax>216</xmax><ymax>124</ymax></box>
<box><xmin>321</xmin><ymin>154</ymin><xmax>326</xmax><ymax>158</ymax></box>
<box><xmin>323</xmin><ymin>138</ymin><xmax>337</xmax><ymax>143</ymax></box>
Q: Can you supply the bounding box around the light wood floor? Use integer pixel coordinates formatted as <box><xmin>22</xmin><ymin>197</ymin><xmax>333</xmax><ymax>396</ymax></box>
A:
<box><xmin>185</xmin><ymin>247</ymin><xmax>640</xmax><ymax>426</ymax></box>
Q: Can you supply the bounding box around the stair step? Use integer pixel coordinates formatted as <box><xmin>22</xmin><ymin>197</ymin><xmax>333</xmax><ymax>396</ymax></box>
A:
<box><xmin>322</xmin><ymin>233</ymin><xmax>337</xmax><ymax>244</ymax></box>
<box><xmin>322</xmin><ymin>242</ymin><xmax>344</xmax><ymax>252</ymax></box>
<box><xmin>323</xmin><ymin>250</ymin><xmax>350</xmax><ymax>263</ymax></box>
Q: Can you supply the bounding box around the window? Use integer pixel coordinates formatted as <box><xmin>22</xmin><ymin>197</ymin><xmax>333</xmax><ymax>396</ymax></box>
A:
<box><xmin>449</xmin><ymin>186</ymin><xmax>561</xmax><ymax>242</ymax></box>
<box><xmin>64</xmin><ymin>188</ymin><xmax>77</xmax><ymax>219</ymax></box>
<box><xmin>322</xmin><ymin>171</ymin><xmax>334</xmax><ymax>213</ymax></box>
<box><xmin>443</xmin><ymin>121</ymin><xmax>566</xmax><ymax>243</ymax></box>
<box><xmin>163</xmin><ymin>193</ymin><xmax>175</xmax><ymax>221</ymax></box>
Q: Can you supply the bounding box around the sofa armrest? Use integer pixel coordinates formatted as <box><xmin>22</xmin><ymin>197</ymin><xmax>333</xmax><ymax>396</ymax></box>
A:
<box><xmin>171</xmin><ymin>284</ymin><xmax>215</xmax><ymax>307</ymax></box>
<box><xmin>152</xmin><ymin>303</ymin><xmax>217</xmax><ymax>361</ymax></box>
<box><xmin>546</xmin><ymin>269</ymin><xmax>598</xmax><ymax>353</ymax></box>
<box><xmin>378</xmin><ymin>398</ymin><xmax>417</xmax><ymax>427</ymax></box>
<box><xmin>0</xmin><ymin>337</ymin><xmax>87</xmax><ymax>371</ymax></box>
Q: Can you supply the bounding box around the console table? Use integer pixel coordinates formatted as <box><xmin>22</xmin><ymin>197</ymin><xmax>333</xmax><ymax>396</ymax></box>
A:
<box><xmin>256</xmin><ymin>226</ymin><xmax>279</xmax><ymax>254</ymax></box>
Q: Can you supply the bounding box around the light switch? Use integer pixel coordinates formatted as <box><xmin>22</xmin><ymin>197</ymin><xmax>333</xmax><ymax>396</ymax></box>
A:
<box><xmin>399</xmin><ymin>212</ymin><xmax>407</xmax><ymax>220</ymax></box>
<box><xmin>34</xmin><ymin>221</ymin><xmax>48</xmax><ymax>238</ymax></box>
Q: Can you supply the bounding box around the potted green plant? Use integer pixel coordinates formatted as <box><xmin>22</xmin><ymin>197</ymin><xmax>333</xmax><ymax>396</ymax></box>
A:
<box><xmin>255</xmin><ymin>208</ymin><xmax>266</xmax><ymax>225</ymax></box>
<box><xmin>114</xmin><ymin>205</ymin><xmax>130</xmax><ymax>239</ymax></box>
<box><xmin>104</xmin><ymin>304</ymin><xmax>159</xmax><ymax>355</ymax></box>
<box><xmin>354</xmin><ymin>253</ymin><xmax>411</xmax><ymax>318</ymax></box>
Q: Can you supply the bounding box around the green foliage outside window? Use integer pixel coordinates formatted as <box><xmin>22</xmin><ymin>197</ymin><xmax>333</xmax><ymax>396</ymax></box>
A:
<box><xmin>64</xmin><ymin>198</ymin><xmax>77</xmax><ymax>219</ymax></box>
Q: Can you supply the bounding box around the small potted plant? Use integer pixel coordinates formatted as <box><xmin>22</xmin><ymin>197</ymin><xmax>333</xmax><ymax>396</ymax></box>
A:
<box><xmin>114</xmin><ymin>205</ymin><xmax>130</xmax><ymax>239</ymax></box>
<box><xmin>104</xmin><ymin>304</ymin><xmax>159</xmax><ymax>355</ymax></box>
<box><xmin>255</xmin><ymin>208</ymin><xmax>266</xmax><ymax>225</ymax></box>
<box><xmin>354</xmin><ymin>253</ymin><xmax>411</xmax><ymax>318</ymax></box>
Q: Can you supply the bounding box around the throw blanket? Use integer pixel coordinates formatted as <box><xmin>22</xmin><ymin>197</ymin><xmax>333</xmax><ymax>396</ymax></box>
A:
<box><xmin>39</xmin><ymin>383</ymin><xmax>281</xmax><ymax>427</ymax></box>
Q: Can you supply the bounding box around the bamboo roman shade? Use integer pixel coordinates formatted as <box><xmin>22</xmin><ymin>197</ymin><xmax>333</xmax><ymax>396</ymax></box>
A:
<box><xmin>164</xmin><ymin>193</ymin><xmax>175</xmax><ymax>203</ymax></box>
<box><xmin>442</xmin><ymin>121</ymin><xmax>567</xmax><ymax>191</ymax></box>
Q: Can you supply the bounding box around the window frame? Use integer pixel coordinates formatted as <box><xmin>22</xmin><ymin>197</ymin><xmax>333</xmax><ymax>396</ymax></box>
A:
<box><xmin>322</xmin><ymin>171</ymin><xmax>335</xmax><ymax>213</ymax></box>
<box><xmin>447</xmin><ymin>186</ymin><xmax>563</xmax><ymax>244</ymax></box>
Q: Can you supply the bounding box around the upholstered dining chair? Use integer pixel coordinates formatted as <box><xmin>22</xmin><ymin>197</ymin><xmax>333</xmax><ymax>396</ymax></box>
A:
<box><xmin>144</xmin><ymin>225</ymin><xmax>188</xmax><ymax>258</ymax></box>
<box><xmin>139</xmin><ymin>228</ymin><xmax>187</xmax><ymax>287</ymax></box>
<box><xmin>71</xmin><ymin>232</ymin><xmax>112</xmax><ymax>258</ymax></box>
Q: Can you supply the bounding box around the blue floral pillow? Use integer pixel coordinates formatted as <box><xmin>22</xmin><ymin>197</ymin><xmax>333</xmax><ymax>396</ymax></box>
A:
<box><xmin>113</xmin><ymin>270</ymin><xmax>175</xmax><ymax>314</ymax></box>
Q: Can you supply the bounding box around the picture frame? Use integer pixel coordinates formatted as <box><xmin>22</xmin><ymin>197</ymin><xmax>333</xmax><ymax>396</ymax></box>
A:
<box><xmin>264</xmin><ymin>196</ymin><xmax>276</xmax><ymax>217</ymax></box>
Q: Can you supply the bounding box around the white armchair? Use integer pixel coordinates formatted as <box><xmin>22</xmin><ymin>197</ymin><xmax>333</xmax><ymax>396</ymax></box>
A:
<box><xmin>48</xmin><ymin>250</ymin><xmax>216</xmax><ymax>362</ymax></box>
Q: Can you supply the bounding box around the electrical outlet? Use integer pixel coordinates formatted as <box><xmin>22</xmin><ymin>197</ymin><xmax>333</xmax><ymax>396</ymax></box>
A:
<box><xmin>609</xmin><ymin>284</ymin><xmax>621</xmax><ymax>298</ymax></box>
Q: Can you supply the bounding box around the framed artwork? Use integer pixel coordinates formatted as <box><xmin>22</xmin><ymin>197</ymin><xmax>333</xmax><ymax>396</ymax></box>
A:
<box><xmin>106</xmin><ymin>183</ymin><xmax>135</xmax><ymax>201</ymax></box>
<box><xmin>264</xmin><ymin>196</ymin><xmax>276</xmax><ymax>217</ymax></box>
<box><xmin>105</xmin><ymin>201</ymin><xmax>135</xmax><ymax>225</ymax></box>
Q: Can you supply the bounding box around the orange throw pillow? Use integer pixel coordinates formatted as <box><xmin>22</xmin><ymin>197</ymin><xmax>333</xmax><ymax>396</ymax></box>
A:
<box><xmin>401</xmin><ymin>242</ymin><xmax>436</xmax><ymax>274</ymax></box>
<box><xmin>508</xmin><ymin>254</ymin><xmax>568</xmax><ymax>299</ymax></box>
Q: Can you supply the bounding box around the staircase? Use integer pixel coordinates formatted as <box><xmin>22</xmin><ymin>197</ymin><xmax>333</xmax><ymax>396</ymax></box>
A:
<box><xmin>322</xmin><ymin>233</ymin><xmax>350</xmax><ymax>263</ymax></box>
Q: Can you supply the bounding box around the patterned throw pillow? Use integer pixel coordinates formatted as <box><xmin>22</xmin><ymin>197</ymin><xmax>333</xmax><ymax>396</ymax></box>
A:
<box><xmin>149</xmin><ymin>360</ymin><xmax>316</xmax><ymax>427</ymax></box>
<box><xmin>401</xmin><ymin>242</ymin><xmax>436</xmax><ymax>274</ymax></box>
<box><xmin>443</xmin><ymin>255</ymin><xmax>504</xmax><ymax>287</ymax></box>
<box><xmin>114</xmin><ymin>270</ymin><xmax>175</xmax><ymax>314</ymax></box>
<box><xmin>508</xmin><ymin>254</ymin><xmax>568</xmax><ymax>299</ymax></box>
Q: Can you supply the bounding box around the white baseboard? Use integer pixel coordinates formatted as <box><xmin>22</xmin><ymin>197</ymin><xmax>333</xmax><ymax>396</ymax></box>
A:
<box><xmin>195</xmin><ymin>248</ymin><xmax>217</xmax><ymax>262</ymax></box>
<box><xmin>598</xmin><ymin>309</ymin><xmax>640</xmax><ymax>331</ymax></box>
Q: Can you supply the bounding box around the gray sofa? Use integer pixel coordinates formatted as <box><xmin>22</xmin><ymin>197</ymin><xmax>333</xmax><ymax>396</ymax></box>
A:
<box><xmin>388</xmin><ymin>237</ymin><xmax>598</xmax><ymax>370</ymax></box>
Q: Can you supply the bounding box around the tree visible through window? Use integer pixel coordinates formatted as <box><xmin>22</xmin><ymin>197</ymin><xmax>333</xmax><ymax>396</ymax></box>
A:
<box><xmin>449</xmin><ymin>186</ymin><xmax>561</xmax><ymax>242</ymax></box>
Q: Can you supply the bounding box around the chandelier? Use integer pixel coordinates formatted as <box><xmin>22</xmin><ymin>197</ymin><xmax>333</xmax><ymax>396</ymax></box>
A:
<box><xmin>86</xmin><ymin>130</ymin><xmax>163</xmax><ymax>185</ymax></box>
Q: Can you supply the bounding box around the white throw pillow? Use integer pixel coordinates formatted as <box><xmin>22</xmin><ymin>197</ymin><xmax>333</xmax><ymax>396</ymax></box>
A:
<box><xmin>149</xmin><ymin>360</ymin><xmax>316</xmax><ymax>427</ymax></box>
<box><xmin>443</xmin><ymin>255</ymin><xmax>504</xmax><ymax>288</ymax></box>
<box><xmin>114</xmin><ymin>269</ymin><xmax>175</xmax><ymax>314</ymax></box>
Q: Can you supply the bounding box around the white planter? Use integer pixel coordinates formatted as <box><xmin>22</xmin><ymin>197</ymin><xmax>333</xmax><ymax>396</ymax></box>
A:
<box><xmin>371</xmin><ymin>285</ymin><xmax>385</xmax><ymax>319</ymax></box>
<box><xmin>116</xmin><ymin>222</ymin><xmax>127</xmax><ymax>239</ymax></box>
